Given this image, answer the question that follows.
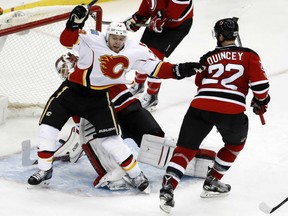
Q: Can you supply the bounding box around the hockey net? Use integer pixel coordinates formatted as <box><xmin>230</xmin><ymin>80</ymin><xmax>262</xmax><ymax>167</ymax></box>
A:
<box><xmin>0</xmin><ymin>5</ymin><xmax>102</xmax><ymax>118</ymax></box>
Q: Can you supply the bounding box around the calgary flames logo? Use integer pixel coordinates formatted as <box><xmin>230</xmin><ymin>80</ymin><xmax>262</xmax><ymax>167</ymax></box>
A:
<box><xmin>99</xmin><ymin>55</ymin><xmax>129</xmax><ymax>79</ymax></box>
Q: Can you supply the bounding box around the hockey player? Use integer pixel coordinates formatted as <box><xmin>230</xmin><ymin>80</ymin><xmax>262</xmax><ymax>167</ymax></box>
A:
<box><xmin>158</xmin><ymin>18</ymin><xmax>270</xmax><ymax>213</ymax></box>
<box><xmin>54</xmin><ymin>52</ymin><xmax>215</xmax><ymax>190</ymax></box>
<box><xmin>27</xmin><ymin>5</ymin><xmax>204</xmax><ymax>192</ymax></box>
<box><xmin>124</xmin><ymin>0</ymin><xmax>194</xmax><ymax>111</ymax></box>
<box><xmin>56</xmin><ymin>52</ymin><xmax>165</xmax><ymax>147</ymax></box>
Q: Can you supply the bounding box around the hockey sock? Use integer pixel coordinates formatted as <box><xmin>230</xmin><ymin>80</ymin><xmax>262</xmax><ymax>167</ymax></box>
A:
<box><xmin>211</xmin><ymin>143</ymin><xmax>245</xmax><ymax>180</ymax></box>
<box><xmin>164</xmin><ymin>146</ymin><xmax>198</xmax><ymax>189</ymax></box>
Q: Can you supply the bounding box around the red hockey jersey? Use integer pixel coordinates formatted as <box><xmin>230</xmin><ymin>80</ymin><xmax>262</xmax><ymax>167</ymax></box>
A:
<box><xmin>191</xmin><ymin>45</ymin><xmax>270</xmax><ymax>114</ymax></box>
<box><xmin>138</xmin><ymin>0</ymin><xmax>194</xmax><ymax>28</ymax></box>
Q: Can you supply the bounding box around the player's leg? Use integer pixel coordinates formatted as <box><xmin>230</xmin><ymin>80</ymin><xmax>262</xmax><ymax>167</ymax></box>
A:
<box><xmin>117</xmin><ymin>100</ymin><xmax>165</xmax><ymax>146</ymax></box>
<box><xmin>159</xmin><ymin>107</ymin><xmax>213</xmax><ymax>212</ymax></box>
<box><xmin>82</xmin><ymin>92</ymin><xmax>150</xmax><ymax>193</ymax></box>
<box><xmin>201</xmin><ymin>113</ymin><xmax>248</xmax><ymax>198</ymax></box>
<box><xmin>28</xmin><ymin>82</ymin><xmax>73</xmax><ymax>186</ymax></box>
<box><xmin>139</xmin><ymin>19</ymin><xmax>193</xmax><ymax>111</ymax></box>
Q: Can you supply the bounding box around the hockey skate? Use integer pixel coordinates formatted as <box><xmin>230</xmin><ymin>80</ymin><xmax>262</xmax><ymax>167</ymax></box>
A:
<box><xmin>130</xmin><ymin>171</ymin><xmax>150</xmax><ymax>194</ymax></box>
<box><xmin>200</xmin><ymin>173</ymin><xmax>231</xmax><ymax>198</ymax></box>
<box><xmin>159</xmin><ymin>182</ymin><xmax>175</xmax><ymax>214</ymax></box>
<box><xmin>129</xmin><ymin>82</ymin><xmax>144</xmax><ymax>96</ymax></box>
<box><xmin>140</xmin><ymin>92</ymin><xmax>158</xmax><ymax>112</ymax></box>
<box><xmin>27</xmin><ymin>168</ymin><xmax>53</xmax><ymax>187</ymax></box>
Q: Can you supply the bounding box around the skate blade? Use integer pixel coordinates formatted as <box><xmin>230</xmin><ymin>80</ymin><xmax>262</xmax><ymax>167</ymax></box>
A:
<box><xmin>160</xmin><ymin>199</ymin><xmax>173</xmax><ymax>214</ymax></box>
<box><xmin>200</xmin><ymin>190</ymin><xmax>230</xmax><ymax>198</ymax></box>
<box><xmin>27</xmin><ymin>180</ymin><xmax>50</xmax><ymax>190</ymax></box>
<box><xmin>146</xmin><ymin>106</ymin><xmax>157</xmax><ymax>112</ymax></box>
<box><xmin>142</xmin><ymin>184</ymin><xmax>151</xmax><ymax>194</ymax></box>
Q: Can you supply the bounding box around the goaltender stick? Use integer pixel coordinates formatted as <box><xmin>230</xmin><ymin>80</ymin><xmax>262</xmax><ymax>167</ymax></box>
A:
<box><xmin>50</xmin><ymin>52</ymin><xmax>216</xmax><ymax>191</ymax></box>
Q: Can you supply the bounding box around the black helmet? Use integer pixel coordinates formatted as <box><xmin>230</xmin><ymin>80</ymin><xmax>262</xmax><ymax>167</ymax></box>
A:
<box><xmin>214</xmin><ymin>18</ymin><xmax>239</xmax><ymax>40</ymax></box>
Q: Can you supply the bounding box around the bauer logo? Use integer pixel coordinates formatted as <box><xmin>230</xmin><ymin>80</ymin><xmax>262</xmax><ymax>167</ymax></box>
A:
<box><xmin>98</xmin><ymin>127</ymin><xmax>116</xmax><ymax>133</ymax></box>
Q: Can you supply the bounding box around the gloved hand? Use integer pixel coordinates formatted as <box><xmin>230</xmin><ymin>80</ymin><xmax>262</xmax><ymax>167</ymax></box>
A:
<box><xmin>173</xmin><ymin>62</ymin><xmax>205</xmax><ymax>80</ymax></box>
<box><xmin>124</xmin><ymin>12</ymin><xmax>148</xmax><ymax>32</ymax></box>
<box><xmin>66</xmin><ymin>5</ymin><xmax>89</xmax><ymax>31</ymax></box>
<box><xmin>148</xmin><ymin>11</ymin><xmax>168</xmax><ymax>33</ymax></box>
<box><xmin>250</xmin><ymin>95</ymin><xmax>270</xmax><ymax>115</ymax></box>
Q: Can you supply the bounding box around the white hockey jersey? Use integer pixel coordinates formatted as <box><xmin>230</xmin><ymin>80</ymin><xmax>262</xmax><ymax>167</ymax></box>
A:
<box><xmin>67</xmin><ymin>29</ymin><xmax>162</xmax><ymax>89</ymax></box>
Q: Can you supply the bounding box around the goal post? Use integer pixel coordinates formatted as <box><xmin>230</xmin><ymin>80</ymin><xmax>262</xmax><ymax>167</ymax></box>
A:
<box><xmin>0</xmin><ymin>5</ymin><xmax>102</xmax><ymax>118</ymax></box>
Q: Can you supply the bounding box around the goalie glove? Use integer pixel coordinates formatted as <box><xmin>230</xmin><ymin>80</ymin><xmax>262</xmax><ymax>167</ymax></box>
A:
<box><xmin>66</xmin><ymin>5</ymin><xmax>89</xmax><ymax>31</ymax></box>
<box><xmin>124</xmin><ymin>12</ymin><xmax>148</xmax><ymax>32</ymax></box>
<box><xmin>173</xmin><ymin>62</ymin><xmax>205</xmax><ymax>80</ymax></box>
<box><xmin>250</xmin><ymin>95</ymin><xmax>270</xmax><ymax>115</ymax></box>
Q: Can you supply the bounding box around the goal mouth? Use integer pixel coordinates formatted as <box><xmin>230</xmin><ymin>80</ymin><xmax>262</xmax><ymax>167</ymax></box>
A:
<box><xmin>0</xmin><ymin>5</ymin><xmax>102</xmax><ymax>118</ymax></box>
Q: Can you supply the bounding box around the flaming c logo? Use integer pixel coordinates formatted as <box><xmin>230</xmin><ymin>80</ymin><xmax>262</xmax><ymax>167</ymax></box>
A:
<box><xmin>99</xmin><ymin>55</ymin><xmax>129</xmax><ymax>79</ymax></box>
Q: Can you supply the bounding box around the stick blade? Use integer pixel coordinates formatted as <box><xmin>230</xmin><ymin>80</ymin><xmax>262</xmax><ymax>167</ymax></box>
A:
<box><xmin>21</xmin><ymin>140</ymin><xmax>37</xmax><ymax>166</ymax></box>
<box><xmin>259</xmin><ymin>202</ymin><xmax>272</xmax><ymax>214</ymax></box>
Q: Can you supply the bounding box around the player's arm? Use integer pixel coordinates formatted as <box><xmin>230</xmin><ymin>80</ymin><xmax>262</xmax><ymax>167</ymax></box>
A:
<box><xmin>60</xmin><ymin>5</ymin><xmax>89</xmax><ymax>48</ymax></box>
<box><xmin>151</xmin><ymin>61</ymin><xmax>204</xmax><ymax>80</ymax></box>
<box><xmin>166</xmin><ymin>0</ymin><xmax>193</xmax><ymax>20</ymax></box>
<box><xmin>134</xmin><ymin>43</ymin><xmax>205</xmax><ymax>79</ymax></box>
<box><xmin>248</xmin><ymin>52</ymin><xmax>270</xmax><ymax>115</ymax></box>
<box><xmin>123</xmin><ymin>1</ymin><xmax>149</xmax><ymax>32</ymax></box>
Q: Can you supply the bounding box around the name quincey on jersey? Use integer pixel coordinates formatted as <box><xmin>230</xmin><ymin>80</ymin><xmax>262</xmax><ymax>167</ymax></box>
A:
<box><xmin>207</xmin><ymin>51</ymin><xmax>243</xmax><ymax>65</ymax></box>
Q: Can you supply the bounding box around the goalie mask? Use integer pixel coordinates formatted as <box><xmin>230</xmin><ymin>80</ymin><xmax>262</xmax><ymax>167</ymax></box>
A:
<box><xmin>55</xmin><ymin>52</ymin><xmax>78</xmax><ymax>80</ymax></box>
<box><xmin>213</xmin><ymin>18</ymin><xmax>238</xmax><ymax>46</ymax></box>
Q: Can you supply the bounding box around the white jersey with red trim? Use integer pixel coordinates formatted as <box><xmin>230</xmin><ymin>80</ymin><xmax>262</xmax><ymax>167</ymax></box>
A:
<box><xmin>67</xmin><ymin>29</ymin><xmax>161</xmax><ymax>89</ymax></box>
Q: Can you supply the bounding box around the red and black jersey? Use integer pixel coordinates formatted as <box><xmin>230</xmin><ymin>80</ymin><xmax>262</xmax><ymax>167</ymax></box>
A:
<box><xmin>109</xmin><ymin>84</ymin><xmax>137</xmax><ymax>113</ymax></box>
<box><xmin>138</xmin><ymin>0</ymin><xmax>194</xmax><ymax>28</ymax></box>
<box><xmin>191</xmin><ymin>45</ymin><xmax>269</xmax><ymax>114</ymax></box>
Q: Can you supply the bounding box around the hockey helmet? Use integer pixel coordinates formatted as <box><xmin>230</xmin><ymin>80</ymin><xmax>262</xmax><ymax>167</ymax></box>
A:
<box><xmin>213</xmin><ymin>18</ymin><xmax>239</xmax><ymax>40</ymax></box>
<box><xmin>106</xmin><ymin>22</ymin><xmax>128</xmax><ymax>41</ymax></box>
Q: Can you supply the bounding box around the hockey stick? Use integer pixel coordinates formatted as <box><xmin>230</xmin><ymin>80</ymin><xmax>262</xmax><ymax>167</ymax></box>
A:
<box><xmin>102</xmin><ymin>20</ymin><xmax>147</xmax><ymax>27</ymax></box>
<box><xmin>232</xmin><ymin>17</ymin><xmax>242</xmax><ymax>47</ymax></box>
<box><xmin>232</xmin><ymin>17</ymin><xmax>265</xmax><ymax>125</ymax></box>
<box><xmin>22</xmin><ymin>140</ymin><xmax>37</xmax><ymax>166</ymax></box>
<box><xmin>21</xmin><ymin>140</ymin><xmax>70</xmax><ymax>166</ymax></box>
<box><xmin>259</xmin><ymin>197</ymin><xmax>288</xmax><ymax>214</ymax></box>
<box><xmin>87</xmin><ymin>0</ymin><xmax>98</xmax><ymax>9</ymax></box>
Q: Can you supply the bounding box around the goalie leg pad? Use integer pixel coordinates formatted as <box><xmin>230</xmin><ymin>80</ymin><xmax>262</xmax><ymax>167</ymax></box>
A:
<box><xmin>82</xmin><ymin>142</ymin><xmax>107</xmax><ymax>186</ymax></box>
<box><xmin>138</xmin><ymin>134</ymin><xmax>177</xmax><ymax>168</ymax></box>
<box><xmin>83</xmin><ymin>138</ymin><xmax>131</xmax><ymax>190</ymax></box>
<box><xmin>138</xmin><ymin>134</ymin><xmax>215</xmax><ymax>178</ymax></box>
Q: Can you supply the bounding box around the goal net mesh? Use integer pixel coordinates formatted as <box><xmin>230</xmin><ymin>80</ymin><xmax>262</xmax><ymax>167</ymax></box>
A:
<box><xmin>0</xmin><ymin>5</ymin><xmax>102</xmax><ymax>117</ymax></box>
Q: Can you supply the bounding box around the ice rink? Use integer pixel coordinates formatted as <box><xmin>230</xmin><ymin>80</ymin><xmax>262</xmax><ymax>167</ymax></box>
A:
<box><xmin>1</xmin><ymin>0</ymin><xmax>288</xmax><ymax>215</ymax></box>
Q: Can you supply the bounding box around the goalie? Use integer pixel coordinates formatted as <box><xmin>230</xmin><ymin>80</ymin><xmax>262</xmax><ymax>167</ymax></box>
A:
<box><xmin>53</xmin><ymin>52</ymin><xmax>216</xmax><ymax>191</ymax></box>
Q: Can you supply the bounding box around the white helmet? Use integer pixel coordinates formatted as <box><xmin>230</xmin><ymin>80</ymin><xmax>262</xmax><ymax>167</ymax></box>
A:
<box><xmin>105</xmin><ymin>22</ymin><xmax>128</xmax><ymax>41</ymax></box>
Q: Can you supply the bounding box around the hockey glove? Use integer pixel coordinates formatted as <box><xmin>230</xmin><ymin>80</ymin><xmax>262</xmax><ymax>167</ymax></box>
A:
<box><xmin>124</xmin><ymin>12</ymin><xmax>148</xmax><ymax>32</ymax></box>
<box><xmin>148</xmin><ymin>11</ymin><xmax>168</xmax><ymax>33</ymax></box>
<box><xmin>173</xmin><ymin>62</ymin><xmax>205</xmax><ymax>80</ymax></box>
<box><xmin>66</xmin><ymin>5</ymin><xmax>89</xmax><ymax>31</ymax></box>
<box><xmin>250</xmin><ymin>95</ymin><xmax>270</xmax><ymax>115</ymax></box>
